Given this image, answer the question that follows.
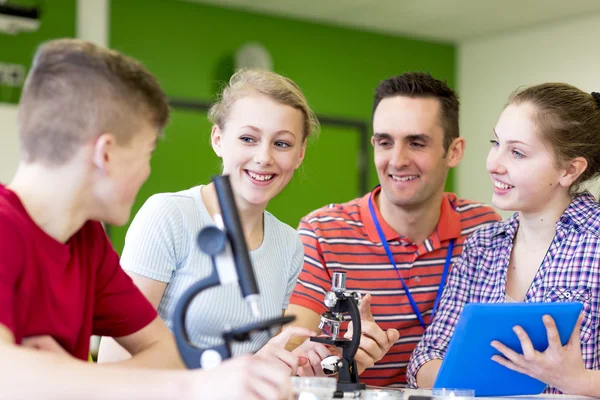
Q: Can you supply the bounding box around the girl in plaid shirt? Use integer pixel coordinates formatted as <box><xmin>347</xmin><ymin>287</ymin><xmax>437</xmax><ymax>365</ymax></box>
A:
<box><xmin>407</xmin><ymin>83</ymin><xmax>600</xmax><ymax>397</ymax></box>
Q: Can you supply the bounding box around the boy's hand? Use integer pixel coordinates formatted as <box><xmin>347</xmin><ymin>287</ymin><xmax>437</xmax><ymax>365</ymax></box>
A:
<box><xmin>189</xmin><ymin>355</ymin><xmax>291</xmax><ymax>400</ymax></box>
<box><xmin>254</xmin><ymin>327</ymin><xmax>316</xmax><ymax>376</ymax></box>
<box><xmin>293</xmin><ymin>338</ymin><xmax>339</xmax><ymax>377</ymax></box>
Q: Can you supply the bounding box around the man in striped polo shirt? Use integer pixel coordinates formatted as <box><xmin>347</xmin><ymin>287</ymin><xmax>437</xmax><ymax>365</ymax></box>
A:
<box><xmin>285</xmin><ymin>72</ymin><xmax>501</xmax><ymax>387</ymax></box>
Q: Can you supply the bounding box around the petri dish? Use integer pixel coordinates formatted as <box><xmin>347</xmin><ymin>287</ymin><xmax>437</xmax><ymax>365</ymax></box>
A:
<box><xmin>432</xmin><ymin>388</ymin><xmax>474</xmax><ymax>399</ymax></box>
<box><xmin>362</xmin><ymin>388</ymin><xmax>404</xmax><ymax>399</ymax></box>
<box><xmin>291</xmin><ymin>377</ymin><xmax>337</xmax><ymax>400</ymax></box>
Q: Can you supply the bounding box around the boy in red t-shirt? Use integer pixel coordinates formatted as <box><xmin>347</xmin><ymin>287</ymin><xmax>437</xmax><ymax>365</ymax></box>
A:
<box><xmin>0</xmin><ymin>38</ymin><xmax>292</xmax><ymax>400</ymax></box>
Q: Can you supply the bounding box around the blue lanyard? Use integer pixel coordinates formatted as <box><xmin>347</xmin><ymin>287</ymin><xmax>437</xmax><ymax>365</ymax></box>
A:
<box><xmin>368</xmin><ymin>197</ymin><xmax>454</xmax><ymax>330</ymax></box>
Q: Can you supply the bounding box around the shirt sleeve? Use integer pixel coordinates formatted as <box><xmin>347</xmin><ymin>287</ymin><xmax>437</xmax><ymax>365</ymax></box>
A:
<box><xmin>288</xmin><ymin>217</ymin><xmax>330</xmax><ymax>316</ymax></box>
<box><xmin>0</xmin><ymin>215</ymin><xmax>24</xmax><ymax>336</ymax></box>
<box><xmin>282</xmin><ymin>235</ymin><xmax>304</xmax><ymax>310</ymax></box>
<box><xmin>406</xmin><ymin>235</ymin><xmax>475</xmax><ymax>388</ymax></box>
<box><xmin>92</xmin><ymin>223</ymin><xmax>157</xmax><ymax>337</ymax></box>
<box><xmin>120</xmin><ymin>194</ymin><xmax>185</xmax><ymax>283</ymax></box>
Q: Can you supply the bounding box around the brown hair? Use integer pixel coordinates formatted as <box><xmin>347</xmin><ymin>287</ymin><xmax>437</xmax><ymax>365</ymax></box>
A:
<box><xmin>208</xmin><ymin>69</ymin><xmax>319</xmax><ymax>140</ymax></box>
<box><xmin>18</xmin><ymin>38</ymin><xmax>169</xmax><ymax>165</ymax></box>
<box><xmin>508</xmin><ymin>83</ymin><xmax>600</xmax><ymax>192</ymax></box>
<box><xmin>373</xmin><ymin>72</ymin><xmax>459</xmax><ymax>152</ymax></box>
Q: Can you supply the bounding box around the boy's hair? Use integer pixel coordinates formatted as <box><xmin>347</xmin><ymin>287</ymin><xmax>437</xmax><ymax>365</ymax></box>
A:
<box><xmin>208</xmin><ymin>68</ymin><xmax>319</xmax><ymax>141</ymax></box>
<box><xmin>18</xmin><ymin>39</ymin><xmax>170</xmax><ymax>165</ymax></box>
<box><xmin>373</xmin><ymin>72</ymin><xmax>459</xmax><ymax>152</ymax></box>
<box><xmin>509</xmin><ymin>83</ymin><xmax>600</xmax><ymax>192</ymax></box>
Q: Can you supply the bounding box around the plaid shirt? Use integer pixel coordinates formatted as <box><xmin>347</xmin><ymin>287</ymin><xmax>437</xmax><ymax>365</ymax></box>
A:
<box><xmin>407</xmin><ymin>192</ymin><xmax>600</xmax><ymax>394</ymax></box>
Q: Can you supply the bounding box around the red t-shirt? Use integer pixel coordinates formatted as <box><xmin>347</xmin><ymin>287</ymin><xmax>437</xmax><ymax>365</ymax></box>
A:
<box><xmin>0</xmin><ymin>185</ymin><xmax>157</xmax><ymax>360</ymax></box>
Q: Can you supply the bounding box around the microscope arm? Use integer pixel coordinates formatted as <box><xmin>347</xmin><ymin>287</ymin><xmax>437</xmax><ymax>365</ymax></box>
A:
<box><xmin>172</xmin><ymin>269</ymin><xmax>223</xmax><ymax>368</ymax></box>
<box><xmin>344</xmin><ymin>295</ymin><xmax>362</xmax><ymax>361</ymax></box>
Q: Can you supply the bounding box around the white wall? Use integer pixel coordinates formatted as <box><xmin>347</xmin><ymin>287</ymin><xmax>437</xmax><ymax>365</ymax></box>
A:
<box><xmin>76</xmin><ymin>0</ymin><xmax>109</xmax><ymax>47</ymax></box>
<box><xmin>457</xmin><ymin>12</ymin><xmax>600</xmax><ymax>218</ymax></box>
<box><xmin>0</xmin><ymin>104</ymin><xmax>19</xmax><ymax>184</ymax></box>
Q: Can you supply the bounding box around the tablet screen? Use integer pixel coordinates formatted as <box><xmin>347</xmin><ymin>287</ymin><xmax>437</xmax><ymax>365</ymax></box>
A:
<box><xmin>433</xmin><ymin>302</ymin><xmax>582</xmax><ymax>396</ymax></box>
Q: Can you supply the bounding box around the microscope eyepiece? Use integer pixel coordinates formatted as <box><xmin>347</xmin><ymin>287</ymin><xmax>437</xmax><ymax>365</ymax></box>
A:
<box><xmin>332</xmin><ymin>271</ymin><xmax>346</xmax><ymax>292</ymax></box>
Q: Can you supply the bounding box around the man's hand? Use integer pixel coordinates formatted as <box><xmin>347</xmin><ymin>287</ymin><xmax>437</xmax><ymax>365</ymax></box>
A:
<box><xmin>21</xmin><ymin>335</ymin><xmax>71</xmax><ymax>358</ymax></box>
<box><xmin>490</xmin><ymin>313</ymin><xmax>592</xmax><ymax>395</ymax></box>
<box><xmin>254</xmin><ymin>327</ymin><xmax>316</xmax><ymax>376</ymax></box>
<box><xmin>344</xmin><ymin>294</ymin><xmax>400</xmax><ymax>374</ymax></box>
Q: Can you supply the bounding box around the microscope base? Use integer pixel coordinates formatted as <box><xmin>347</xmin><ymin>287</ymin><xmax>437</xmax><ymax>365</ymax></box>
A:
<box><xmin>334</xmin><ymin>382</ymin><xmax>367</xmax><ymax>398</ymax></box>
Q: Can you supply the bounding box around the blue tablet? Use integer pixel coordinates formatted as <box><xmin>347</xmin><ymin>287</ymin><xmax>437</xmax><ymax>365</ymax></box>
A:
<box><xmin>433</xmin><ymin>302</ymin><xmax>583</xmax><ymax>397</ymax></box>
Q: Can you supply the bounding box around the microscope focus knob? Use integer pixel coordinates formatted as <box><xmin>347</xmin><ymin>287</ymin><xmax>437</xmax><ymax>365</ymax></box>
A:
<box><xmin>351</xmin><ymin>292</ymin><xmax>362</xmax><ymax>307</ymax></box>
<box><xmin>200</xmin><ymin>349</ymin><xmax>223</xmax><ymax>369</ymax></box>
<box><xmin>197</xmin><ymin>226</ymin><xmax>227</xmax><ymax>256</ymax></box>
<box><xmin>324</xmin><ymin>291</ymin><xmax>338</xmax><ymax>308</ymax></box>
<box><xmin>321</xmin><ymin>355</ymin><xmax>343</xmax><ymax>375</ymax></box>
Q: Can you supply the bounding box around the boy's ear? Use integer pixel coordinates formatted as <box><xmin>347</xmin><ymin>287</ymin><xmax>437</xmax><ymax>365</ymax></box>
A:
<box><xmin>93</xmin><ymin>133</ymin><xmax>116</xmax><ymax>174</ymax></box>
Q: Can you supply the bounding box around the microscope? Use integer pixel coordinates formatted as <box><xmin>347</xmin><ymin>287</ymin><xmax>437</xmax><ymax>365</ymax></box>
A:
<box><xmin>173</xmin><ymin>175</ymin><xmax>294</xmax><ymax>368</ymax></box>
<box><xmin>311</xmin><ymin>271</ymin><xmax>366</xmax><ymax>396</ymax></box>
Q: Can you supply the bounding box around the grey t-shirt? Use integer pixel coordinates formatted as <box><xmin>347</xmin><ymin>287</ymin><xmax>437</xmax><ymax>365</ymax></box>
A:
<box><xmin>121</xmin><ymin>186</ymin><xmax>303</xmax><ymax>355</ymax></box>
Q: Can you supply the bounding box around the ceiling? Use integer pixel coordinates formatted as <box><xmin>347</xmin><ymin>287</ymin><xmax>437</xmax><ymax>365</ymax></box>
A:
<box><xmin>188</xmin><ymin>0</ymin><xmax>600</xmax><ymax>42</ymax></box>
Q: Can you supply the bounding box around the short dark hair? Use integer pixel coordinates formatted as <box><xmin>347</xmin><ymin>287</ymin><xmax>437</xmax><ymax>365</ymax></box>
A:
<box><xmin>373</xmin><ymin>72</ymin><xmax>459</xmax><ymax>152</ymax></box>
<box><xmin>18</xmin><ymin>38</ymin><xmax>170</xmax><ymax>165</ymax></box>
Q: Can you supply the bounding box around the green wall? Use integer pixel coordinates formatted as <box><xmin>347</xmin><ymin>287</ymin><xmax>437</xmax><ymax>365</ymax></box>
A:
<box><xmin>108</xmin><ymin>0</ymin><xmax>456</xmax><ymax>253</ymax></box>
<box><xmin>0</xmin><ymin>1</ymin><xmax>456</xmax><ymax>254</ymax></box>
<box><xmin>0</xmin><ymin>0</ymin><xmax>76</xmax><ymax>103</ymax></box>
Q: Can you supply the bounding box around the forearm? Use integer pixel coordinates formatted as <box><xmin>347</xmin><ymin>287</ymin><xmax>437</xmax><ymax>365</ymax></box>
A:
<box><xmin>574</xmin><ymin>369</ymin><xmax>600</xmax><ymax>398</ymax></box>
<box><xmin>285</xmin><ymin>335</ymin><xmax>310</xmax><ymax>351</ymax></box>
<box><xmin>415</xmin><ymin>359</ymin><xmax>442</xmax><ymax>389</ymax></box>
<box><xmin>98</xmin><ymin>317</ymin><xmax>185</xmax><ymax>370</ymax></box>
<box><xmin>99</xmin><ymin>335</ymin><xmax>185</xmax><ymax>370</ymax></box>
<box><xmin>0</xmin><ymin>345</ymin><xmax>186</xmax><ymax>400</ymax></box>
<box><xmin>284</xmin><ymin>305</ymin><xmax>322</xmax><ymax>351</ymax></box>
<box><xmin>97</xmin><ymin>336</ymin><xmax>132</xmax><ymax>363</ymax></box>
<box><xmin>121</xmin><ymin>339</ymin><xmax>186</xmax><ymax>370</ymax></box>
<box><xmin>406</xmin><ymin>344</ymin><xmax>444</xmax><ymax>388</ymax></box>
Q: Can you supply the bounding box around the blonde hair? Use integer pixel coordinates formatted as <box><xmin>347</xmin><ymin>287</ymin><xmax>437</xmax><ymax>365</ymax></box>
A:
<box><xmin>208</xmin><ymin>69</ymin><xmax>319</xmax><ymax>140</ymax></box>
<box><xmin>18</xmin><ymin>39</ymin><xmax>169</xmax><ymax>165</ymax></box>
